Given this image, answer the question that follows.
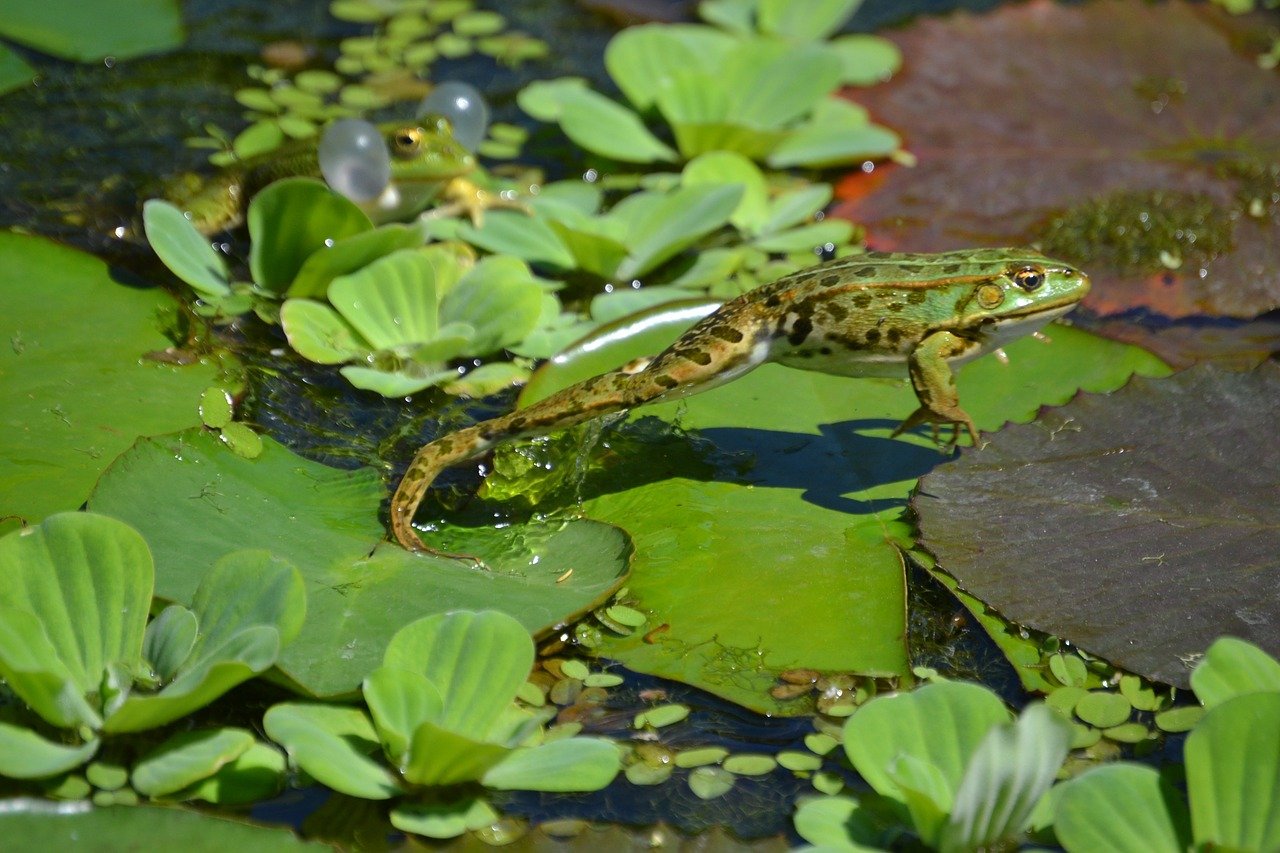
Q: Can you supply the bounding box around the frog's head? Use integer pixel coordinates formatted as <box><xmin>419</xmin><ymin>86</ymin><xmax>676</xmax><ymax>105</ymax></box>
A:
<box><xmin>381</xmin><ymin>116</ymin><xmax>476</xmax><ymax>185</ymax></box>
<box><xmin>960</xmin><ymin>252</ymin><xmax>1091</xmax><ymax>344</ymax></box>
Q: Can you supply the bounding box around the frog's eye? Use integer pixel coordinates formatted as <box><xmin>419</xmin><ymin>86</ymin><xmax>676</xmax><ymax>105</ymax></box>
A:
<box><xmin>391</xmin><ymin>128</ymin><xmax>423</xmax><ymax>157</ymax></box>
<box><xmin>1013</xmin><ymin>266</ymin><xmax>1045</xmax><ymax>291</ymax></box>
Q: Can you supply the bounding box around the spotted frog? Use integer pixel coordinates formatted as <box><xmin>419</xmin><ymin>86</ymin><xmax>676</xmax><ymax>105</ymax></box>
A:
<box><xmin>391</xmin><ymin>248</ymin><xmax>1091</xmax><ymax>554</ymax></box>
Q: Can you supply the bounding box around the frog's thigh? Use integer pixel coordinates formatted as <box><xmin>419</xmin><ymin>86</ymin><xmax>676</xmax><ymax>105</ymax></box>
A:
<box><xmin>907</xmin><ymin>330</ymin><xmax>979</xmax><ymax>416</ymax></box>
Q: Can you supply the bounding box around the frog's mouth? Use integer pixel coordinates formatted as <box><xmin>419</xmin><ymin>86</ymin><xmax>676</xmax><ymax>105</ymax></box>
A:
<box><xmin>979</xmin><ymin>301</ymin><xmax>1079</xmax><ymax>349</ymax></box>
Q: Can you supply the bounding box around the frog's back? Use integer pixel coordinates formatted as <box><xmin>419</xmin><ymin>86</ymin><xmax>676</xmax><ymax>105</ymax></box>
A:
<box><xmin>742</xmin><ymin>248</ymin><xmax>1060</xmax><ymax>378</ymax></box>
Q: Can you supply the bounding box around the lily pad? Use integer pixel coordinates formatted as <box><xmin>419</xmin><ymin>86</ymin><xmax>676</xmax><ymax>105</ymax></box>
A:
<box><xmin>0</xmin><ymin>232</ymin><xmax>233</xmax><ymax>538</ymax></box>
<box><xmin>567</xmin><ymin>326</ymin><xmax>1165</xmax><ymax>712</ymax></box>
<box><xmin>88</xmin><ymin>429</ymin><xmax>629</xmax><ymax>697</ymax></box>
<box><xmin>844</xmin><ymin>0</ymin><xmax>1280</xmax><ymax>318</ymax></box>
<box><xmin>914</xmin><ymin>363</ymin><xmax>1280</xmax><ymax>688</ymax></box>
<box><xmin>0</xmin><ymin>801</ymin><xmax>326</xmax><ymax>850</ymax></box>
<box><xmin>0</xmin><ymin>0</ymin><xmax>183</xmax><ymax>63</ymax></box>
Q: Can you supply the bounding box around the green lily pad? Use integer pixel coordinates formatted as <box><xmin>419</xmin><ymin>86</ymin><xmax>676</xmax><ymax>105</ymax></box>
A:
<box><xmin>0</xmin><ymin>802</ymin><xmax>327</xmax><ymax>849</ymax></box>
<box><xmin>88</xmin><ymin>429</ymin><xmax>629</xmax><ymax>697</ymax></box>
<box><xmin>0</xmin><ymin>43</ymin><xmax>34</xmax><ymax>96</ymax></box>
<box><xmin>570</xmin><ymin>325</ymin><xmax>1163</xmax><ymax>713</ymax></box>
<box><xmin>914</xmin><ymin>363</ymin><xmax>1277</xmax><ymax>688</ymax></box>
<box><xmin>0</xmin><ymin>232</ymin><xmax>234</xmax><ymax>537</ymax></box>
<box><xmin>0</xmin><ymin>0</ymin><xmax>183</xmax><ymax>63</ymax></box>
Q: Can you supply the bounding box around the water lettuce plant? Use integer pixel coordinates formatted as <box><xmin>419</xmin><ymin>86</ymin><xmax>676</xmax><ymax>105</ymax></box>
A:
<box><xmin>794</xmin><ymin>680</ymin><xmax>1072</xmax><ymax>851</ymax></box>
<box><xmin>0</xmin><ymin>512</ymin><xmax>303</xmax><ymax>801</ymax></box>
<box><xmin>280</xmin><ymin>244</ymin><xmax>545</xmax><ymax>396</ymax></box>
<box><xmin>1055</xmin><ymin>637</ymin><xmax>1280</xmax><ymax>853</ymax></box>
<box><xmin>794</xmin><ymin>640</ymin><xmax>1280</xmax><ymax>852</ymax></box>
<box><xmin>264</xmin><ymin>610</ymin><xmax>620</xmax><ymax>839</ymax></box>
<box><xmin>145</xmin><ymin>178</ymin><xmax>407</xmax><ymax>320</ymax></box>
<box><xmin>434</xmin><ymin>153</ymin><xmax>858</xmax><ymax>298</ymax></box>
<box><xmin>518</xmin><ymin>0</ymin><xmax>900</xmax><ymax>168</ymax></box>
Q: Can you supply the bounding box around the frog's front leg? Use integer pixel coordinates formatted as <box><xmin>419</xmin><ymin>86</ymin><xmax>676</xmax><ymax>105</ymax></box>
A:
<box><xmin>890</xmin><ymin>330</ymin><xmax>981</xmax><ymax>447</ymax></box>
<box><xmin>427</xmin><ymin>176</ymin><xmax>530</xmax><ymax>227</ymax></box>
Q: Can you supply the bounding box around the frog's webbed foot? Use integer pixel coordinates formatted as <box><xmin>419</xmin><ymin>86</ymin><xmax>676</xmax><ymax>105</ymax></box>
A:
<box><xmin>428</xmin><ymin>177</ymin><xmax>531</xmax><ymax>227</ymax></box>
<box><xmin>891</xmin><ymin>407</ymin><xmax>980</xmax><ymax>450</ymax></box>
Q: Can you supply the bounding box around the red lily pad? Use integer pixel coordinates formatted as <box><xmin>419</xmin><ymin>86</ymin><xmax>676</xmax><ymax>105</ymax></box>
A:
<box><xmin>913</xmin><ymin>363</ymin><xmax>1280</xmax><ymax>688</ymax></box>
<box><xmin>839</xmin><ymin>0</ymin><xmax>1280</xmax><ymax>319</ymax></box>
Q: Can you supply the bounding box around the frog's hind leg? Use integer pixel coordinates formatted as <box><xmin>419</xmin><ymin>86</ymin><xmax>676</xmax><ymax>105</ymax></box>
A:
<box><xmin>391</xmin><ymin>369</ymin><xmax>659</xmax><ymax>555</ymax></box>
<box><xmin>390</xmin><ymin>303</ymin><xmax>771</xmax><ymax>555</ymax></box>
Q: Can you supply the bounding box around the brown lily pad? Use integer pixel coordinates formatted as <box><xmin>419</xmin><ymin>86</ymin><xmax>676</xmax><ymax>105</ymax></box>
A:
<box><xmin>913</xmin><ymin>363</ymin><xmax>1280</xmax><ymax>688</ymax></box>
<box><xmin>839</xmin><ymin>0</ymin><xmax>1280</xmax><ymax>319</ymax></box>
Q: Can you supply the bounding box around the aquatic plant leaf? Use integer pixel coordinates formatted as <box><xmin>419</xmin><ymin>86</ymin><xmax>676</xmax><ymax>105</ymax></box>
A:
<box><xmin>248</xmin><ymin>178</ymin><xmax>372</xmax><ymax>294</ymax></box>
<box><xmin>0</xmin><ymin>43</ymin><xmax>34</xmax><ymax>96</ymax></box>
<box><xmin>1185</xmin><ymin>692</ymin><xmax>1280</xmax><ymax>851</ymax></box>
<box><xmin>143</xmin><ymin>604</ymin><xmax>198</xmax><ymax>682</ymax></box>
<box><xmin>328</xmin><ymin>250</ymin><xmax>439</xmax><ymax>349</ymax></box>
<box><xmin>0</xmin><ymin>0</ymin><xmax>183</xmax><ymax>62</ymax></box>
<box><xmin>792</xmin><ymin>795</ymin><xmax>884</xmax><ymax>850</ymax></box>
<box><xmin>0</xmin><ymin>801</ymin><xmax>328</xmax><ymax>849</ymax></box>
<box><xmin>0</xmin><ymin>512</ymin><xmax>151</xmax><ymax>709</ymax></box>
<box><xmin>438</xmin><ymin>258</ymin><xmax>544</xmax><ymax>354</ymax></box>
<box><xmin>914</xmin><ymin>363</ymin><xmax>1280</xmax><ymax>688</ymax></box>
<box><xmin>757</xmin><ymin>0</ymin><xmax>861</xmax><ymax>41</ymax></box>
<box><xmin>826</xmin><ymin>34</ymin><xmax>901</xmax><ymax>85</ymax></box>
<box><xmin>682</xmin><ymin>152</ymin><xmax>770</xmax><ymax>233</ymax></box>
<box><xmin>844</xmin><ymin>681</ymin><xmax>1011</xmax><ymax>803</ymax></box>
<box><xmin>402</xmin><ymin>719</ymin><xmax>512</xmax><ymax>786</ymax></box>
<box><xmin>167</xmin><ymin>740</ymin><xmax>285</xmax><ymax>805</ymax></box>
<box><xmin>0</xmin><ymin>607</ymin><xmax>100</xmax><ymax>729</ymax></box>
<box><xmin>340</xmin><ymin>364</ymin><xmax>462</xmax><ymax>397</ymax></box>
<box><xmin>769</xmin><ymin>98</ymin><xmax>899</xmax><ymax>169</ymax></box>
<box><xmin>481</xmin><ymin>737</ymin><xmax>621</xmax><ymax>792</ymax></box>
<box><xmin>723</xmin><ymin>40</ymin><xmax>845</xmax><ymax>130</ymax></box>
<box><xmin>940</xmin><ymin>704</ymin><xmax>1072</xmax><ymax>852</ymax></box>
<box><xmin>1055</xmin><ymin>763</ymin><xmax>1190</xmax><ymax>853</ymax></box>
<box><xmin>106</xmin><ymin>627</ymin><xmax>279</xmax><ymax>733</ymax></box>
<box><xmin>362</xmin><ymin>666</ymin><xmax>445</xmax><ymax>762</ymax></box>
<box><xmin>105</xmin><ymin>551</ymin><xmax>303</xmax><ymax>732</ymax></box>
<box><xmin>456</xmin><ymin>209</ymin><xmax>576</xmax><ymax>269</ymax></box>
<box><xmin>575</xmin><ymin>326</ymin><xmax>1161</xmax><ymax>712</ymax></box>
<box><xmin>286</xmin><ymin>223</ymin><xmax>423</xmax><ymax>299</ymax></box>
<box><xmin>0</xmin><ymin>233</ymin><xmax>231</xmax><ymax>535</ymax></box>
<box><xmin>131</xmin><ymin>727</ymin><xmax>255</xmax><ymax>797</ymax></box>
<box><xmin>617</xmin><ymin>183</ymin><xmax>743</xmax><ymax>280</ymax></box>
<box><xmin>89</xmin><ymin>429</ymin><xmax>629</xmax><ymax>697</ymax></box>
<box><xmin>0</xmin><ymin>723</ymin><xmax>97</xmax><ymax>779</ymax></box>
<box><xmin>263</xmin><ymin>702</ymin><xmax>402</xmax><ymax>800</ymax></box>
<box><xmin>519</xmin><ymin>77</ymin><xmax>676</xmax><ymax>164</ymax></box>
<box><xmin>844</xmin><ymin>0</ymin><xmax>1280</xmax><ymax>318</ymax></box>
<box><xmin>389</xmin><ymin>796</ymin><xmax>499</xmax><ymax>840</ymax></box>
<box><xmin>1191</xmin><ymin>637</ymin><xmax>1280</xmax><ymax>709</ymax></box>
<box><xmin>604</xmin><ymin>24</ymin><xmax>735</xmax><ymax>110</ymax></box>
<box><xmin>279</xmin><ymin>299</ymin><xmax>369</xmax><ymax>364</ymax></box>
<box><xmin>143</xmin><ymin>200</ymin><xmax>231</xmax><ymax>298</ymax></box>
<box><xmin>381</xmin><ymin>610</ymin><xmax>533</xmax><ymax>740</ymax></box>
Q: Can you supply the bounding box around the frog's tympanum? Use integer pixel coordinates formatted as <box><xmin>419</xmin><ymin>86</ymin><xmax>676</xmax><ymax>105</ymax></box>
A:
<box><xmin>391</xmin><ymin>248</ymin><xmax>1091</xmax><ymax>555</ymax></box>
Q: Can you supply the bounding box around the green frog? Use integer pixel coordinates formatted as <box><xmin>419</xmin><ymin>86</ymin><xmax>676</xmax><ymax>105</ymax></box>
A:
<box><xmin>390</xmin><ymin>248</ymin><xmax>1091</xmax><ymax>555</ymax></box>
<box><xmin>163</xmin><ymin>118</ymin><xmax>481</xmax><ymax>234</ymax></box>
